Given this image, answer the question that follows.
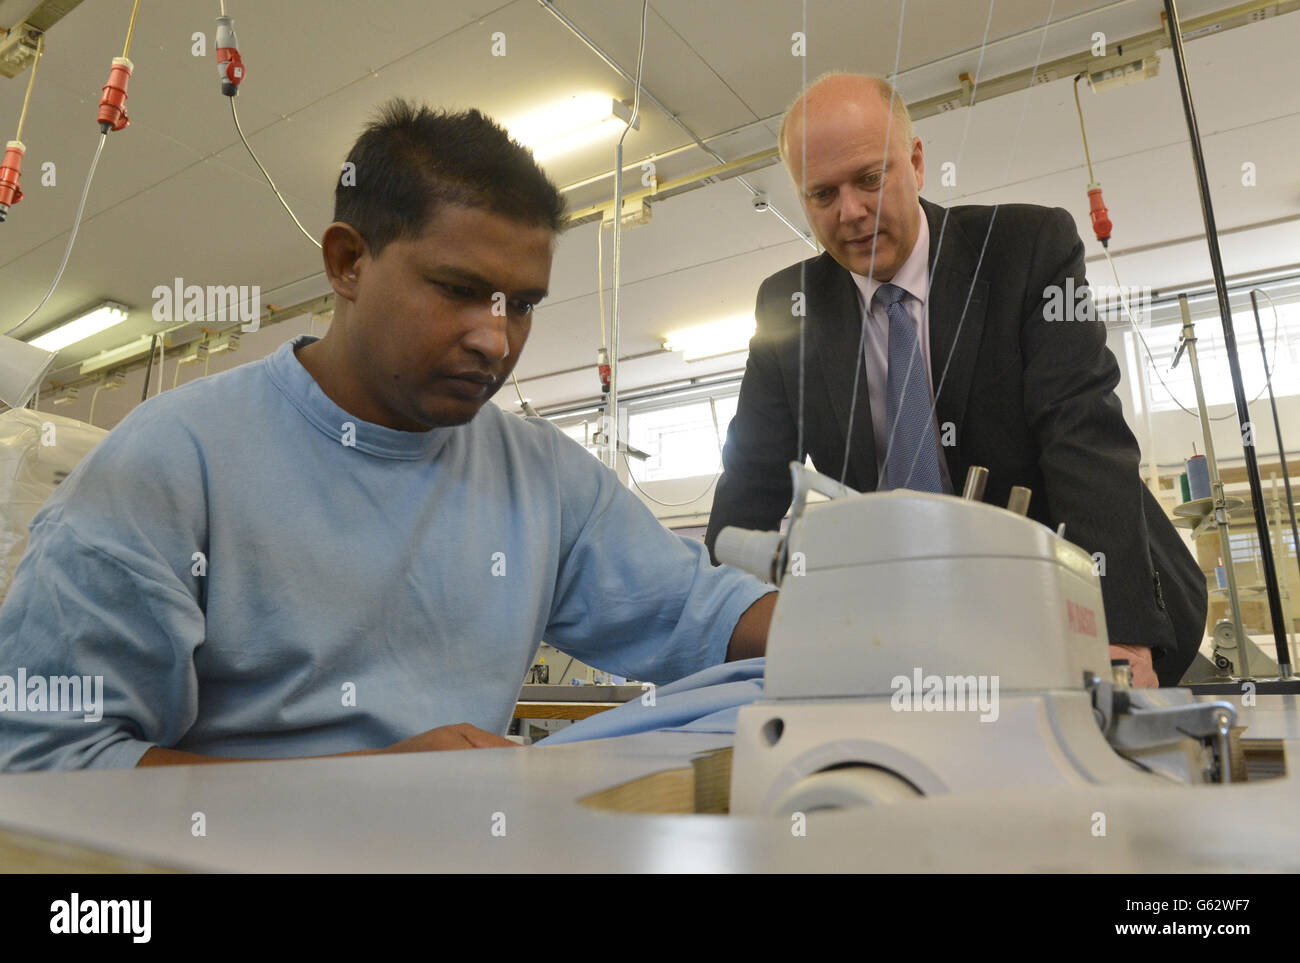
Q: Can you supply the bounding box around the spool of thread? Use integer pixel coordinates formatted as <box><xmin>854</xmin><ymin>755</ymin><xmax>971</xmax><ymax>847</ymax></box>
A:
<box><xmin>1179</xmin><ymin>472</ymin><xmax>1191</xmax><ymax>503</ymax></box>
<box><xmin>1186</xmin><ymin>454</ymin><xmax>1211</xmax><ymax>501</ymax></box>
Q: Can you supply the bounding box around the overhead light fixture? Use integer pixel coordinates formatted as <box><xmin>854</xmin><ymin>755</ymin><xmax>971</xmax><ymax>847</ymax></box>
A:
<box><xmin>504</xmin><ymin>94</ymin><xmax>639</xmax><ymax>163</ymax></box>
<box><xmin>663</xmin><ymin>315</ymin><xmax>756</xmax><ymax>362</ymax></box>
<box><xmin>80</xmin><ymin>333</ymin><xmax>154</xmax><ymax>376</ymax></box>
<box><xmin>27</xmin><ymin>302</ymin><xmax>129</xmax><ymax>352</ymax></box>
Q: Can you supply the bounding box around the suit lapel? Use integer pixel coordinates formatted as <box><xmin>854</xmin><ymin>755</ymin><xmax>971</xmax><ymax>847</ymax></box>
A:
<box><xmin>807</xmin><ymin>254</ymin><xmax>877</xmax><ymax>491</ymax></box>
<box><xmin>922</xmin><ymin>197</ymin><xmax>989</xmax><ymax>483</ymax></box>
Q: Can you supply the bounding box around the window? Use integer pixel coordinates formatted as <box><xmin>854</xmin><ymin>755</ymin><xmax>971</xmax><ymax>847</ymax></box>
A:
<box><xmin>1133</xmin><ymin>297</ymin><xmax>1300</xmax><ymax>414</ymax></box>
<box><xmin>626</xmin><ymin>395</ymin><xmax>738</xmax><ymax>482</ymax></box>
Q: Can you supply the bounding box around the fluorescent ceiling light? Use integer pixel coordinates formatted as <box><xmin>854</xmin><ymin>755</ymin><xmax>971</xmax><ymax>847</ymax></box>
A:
<box><xmin>663</xmin><ymin>315</ymin><xmax>756</xmax><ymax>362</ymax></box>
<box><xmin>505</xmin><ymin>94</ymin><xmax>637</xmax><ymax>163</ymax></box>
<box><xmin>27</xmin><ymin>302</ymin><xmax>128</xmax><ymax>352</ymax></box>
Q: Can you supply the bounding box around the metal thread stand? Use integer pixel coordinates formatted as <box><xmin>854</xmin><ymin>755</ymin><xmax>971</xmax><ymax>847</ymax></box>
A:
<box><xmin>1176</xmin><ymin>297</ymin><xmax>1249</xmax><ymax>677</ymax></box>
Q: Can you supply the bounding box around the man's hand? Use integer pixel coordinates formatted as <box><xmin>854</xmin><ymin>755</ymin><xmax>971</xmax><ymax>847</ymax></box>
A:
<box><xmin>374</xmin><ymin>723</ymin><xmax>517</xmax><ymax>753</ymax></box>
<box><xmin>727</xmin><ymin>591</ymin><xmax>778</xmax><ymax>661</ymax></box>
<box><xmin>1109</xmin><ymin>643</ymin><xmax>1157</xmax><ymax>688</ymax></box>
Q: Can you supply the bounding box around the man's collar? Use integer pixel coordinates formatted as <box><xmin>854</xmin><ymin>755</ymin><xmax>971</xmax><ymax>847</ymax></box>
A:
<box><xmin>847</xmin><ymin>200</ymin><xmax>930</xmax><ymax>307</ymax></box>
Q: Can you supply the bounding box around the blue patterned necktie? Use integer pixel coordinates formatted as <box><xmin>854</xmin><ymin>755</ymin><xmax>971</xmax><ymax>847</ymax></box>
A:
<box><xmin>876</xmin><ymin>282</ymin><xmax>943</xmax><ymax>492</ymax></box>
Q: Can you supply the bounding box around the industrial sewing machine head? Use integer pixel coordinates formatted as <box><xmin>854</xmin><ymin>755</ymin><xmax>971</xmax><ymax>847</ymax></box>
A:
<box><xmin>717</xmin><ymin>463</ymin><xmax>1237</xmax><ymax>815</ymax></box>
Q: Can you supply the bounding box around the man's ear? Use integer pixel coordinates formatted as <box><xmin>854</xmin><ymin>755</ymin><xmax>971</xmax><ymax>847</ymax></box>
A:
<box><xmin>321</xmin><ymin>222</ymin><xmax>367</xmax><ymax>302</ymax></box>
<box><xmin>912</xmin><ymin>138</ymin><xmax>925</xmax><ymax>193</ymax></box>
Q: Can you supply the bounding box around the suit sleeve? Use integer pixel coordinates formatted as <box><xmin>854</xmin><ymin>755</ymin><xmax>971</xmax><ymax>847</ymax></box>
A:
<box><xmin>705</xmin><ymin>277</ymin><xmax>801</xmax><ymax>562</ymax></box>
<box><xmin>1020</xmin><ymin>207</ymin><xmax>1174</xmax><ymax>655</ymax></box>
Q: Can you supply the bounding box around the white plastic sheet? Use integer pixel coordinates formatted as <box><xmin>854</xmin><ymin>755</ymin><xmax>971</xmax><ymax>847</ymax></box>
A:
<box><xmin>0</xmin><ymin>409</ymin><xmax>106</xmax><ymax>602</ymax></box>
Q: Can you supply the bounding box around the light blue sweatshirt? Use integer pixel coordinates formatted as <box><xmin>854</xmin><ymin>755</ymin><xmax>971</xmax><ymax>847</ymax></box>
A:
<box><xmin>0</xmin><ymin>335</ymin><xmax>772</xmax><ymax>770</ymax></box>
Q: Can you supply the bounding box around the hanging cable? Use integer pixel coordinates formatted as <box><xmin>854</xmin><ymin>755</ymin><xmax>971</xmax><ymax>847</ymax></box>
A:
<box><xmin>229</xmin><ymin>99</ymin><xmax>320</xmax><ymax>249</ymax></box>
<box><xmin>596</xmin><ymin>220</ymin><xmax>607</xmax><ymax>349</ymax></box>
<box><xmin>14</xmin><ymin>34</ymin><xmax>44</xmax><ymax>142</ymax></box>
<box><xmin>8</xmin><ymin>2</ymin><xmax>140</xmax><ymax>336</ymax></box>
<box><xmin>88</xmin><ymin>381</ymin><xmax>105</xmax><ymax>425</ymax></box>
<box><xmin>1073</xmin><ymin>75</ymin><xmax>1096</xmax><ymax>184</ymax></box>
<box><xmin>1072</xmin><ymin>73</ymin><xmax>1112</xmax><ymax>247</ymax></box>
<box><xmin>604</xmin><ymin>0</ymin><xmax>649</xmax><ymax>470</ymax></box>
<box><xmin>511</xmin><ymin>371</ymin><xmax>538</xmax><ymax>417</ymax></box>
<box><xmin>5</xmin><ymin>132</ymin><xmax>108</xmax><ymax>337</ymax></box>
<box><xmin>1075</xmin><ymin>50</ymin><xmax>1272</xmax><ymax>422</ymax></box>
<box><xmin>624</xmin><ymin>452</ymin><xmax>721</xmax><ymax>507</ymax></box>
<box><xmin>594</xmin><ymin>221</ymin><xmax>610</xmax><ymax>405</ymax></box>
<box><xmin>139</xmin><ymin>335</ymin><xmax>158</xmax><ymax>402</ymax></box>
<box><xmin>217</xmin><ymin>5</ymin><xmax>317</xmax><ymax>248</ymax></box>
<box><xmin>121</xmin><ymin>0</ymin><xmax>141</xmax><ymax>59</ymax></box>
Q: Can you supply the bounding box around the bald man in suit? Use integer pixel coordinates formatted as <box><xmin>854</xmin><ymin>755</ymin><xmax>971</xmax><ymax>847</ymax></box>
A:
<box><xmin>705</xmin><ymin>74</ymin><xmax>1206</xmax><ymax>687</ymax></box>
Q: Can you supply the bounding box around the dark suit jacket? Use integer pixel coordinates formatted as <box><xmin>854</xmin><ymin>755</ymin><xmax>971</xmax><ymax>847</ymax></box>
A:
<box><xmin>705</xmin><ymin>197</ymin><xmax>1206</xmax><ymax>685</ymax></box>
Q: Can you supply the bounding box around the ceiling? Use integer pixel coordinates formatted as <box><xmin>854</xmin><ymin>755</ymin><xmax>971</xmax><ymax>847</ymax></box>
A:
<box><xmin>0</xmin><ymin>0</ymin><xmax>1297</xmax><ymax>429</ymax></box>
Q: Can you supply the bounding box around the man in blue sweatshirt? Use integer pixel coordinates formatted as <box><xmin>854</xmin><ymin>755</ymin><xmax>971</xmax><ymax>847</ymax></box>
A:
<box><xmin>0</xmin><ymin>99</ymin><xmax>776</xmax><ymax>770</ymax></box>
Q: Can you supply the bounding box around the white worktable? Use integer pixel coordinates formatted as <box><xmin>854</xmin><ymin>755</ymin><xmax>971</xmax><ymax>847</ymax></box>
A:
<box><xmin>1</xmin><ymin>702</ymin><xmax>1299</xmax><ymax>872</ymax></box>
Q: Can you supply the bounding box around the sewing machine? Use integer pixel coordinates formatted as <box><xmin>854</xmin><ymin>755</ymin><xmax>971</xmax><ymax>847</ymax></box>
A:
<box><xmin>717</xmin><ymin>464</ymin><xmax>1238</xmax><ymax>815</ymax></box>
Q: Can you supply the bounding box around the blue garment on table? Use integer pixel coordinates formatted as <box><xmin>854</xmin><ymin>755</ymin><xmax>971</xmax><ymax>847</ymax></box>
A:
<box><xmin>0</xmin><ymin>335</ymin><xmax>774</xmax><ymax>770</ymax></box>
<box><xmin>541</xmin><ymin>657</ymin><xmax>766</xmax><ymax>744</ymax></box>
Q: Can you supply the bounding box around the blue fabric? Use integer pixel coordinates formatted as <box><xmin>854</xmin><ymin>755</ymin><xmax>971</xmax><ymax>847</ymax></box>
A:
<box><xmin>879</xmin><ymin>282</ymin><xmax>943</xmax><ymax>493</ymax></box>
<box><xmin>541</xmin><ymin>657</ymin><xmax>765</xmax><ymax>744</ymax></box>
<box><xmin>0</xmin><ymin>336</ymin><xmax>774</xmax><ymax>770</ymax></box>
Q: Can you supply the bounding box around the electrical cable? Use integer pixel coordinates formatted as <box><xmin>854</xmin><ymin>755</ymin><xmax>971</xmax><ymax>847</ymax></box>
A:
<box><xmin>623</xmin><ymin>452</ymin><xmax>720</xmax><ymax>506</ymax></box>
<box><xmin>229</xmin><ymin>97</ymin><xmax>321</xmax><ymax>249</ymax></box>
<box><xmin>88</xmin><ymin>382</ymin><xmax>104</xmax><ymax>425</ymax></box>
<box><xmin>511</xmin><ymin>370</ymin><xmax>538</xmax><ymax>417</ymax></box>
<box><xmin>597</xmin><ymin>220</ymin><xmax>607</xmax><ymax>349</ymax></box>
<box><xmin>14</xmin><ymin>34</ymin><xmax>44</xmax><ymax>142</ymax></box>
<box><xmin>5</xmin><ymin>132</ymin><xmax>108</xmax><ymax>337</ymax></box>
<box><xmin>122</xmin><ymin>0</ymin><xmax>141</xmax><ymax>60</ymax></box>
<box><xmin>617</xmin><ymin>2</ymin><xmax>647</xmax><ymax>153</ymax></box>
<box><xmin>139</xmin><ymin>334</ymin><xmax>157</xmax><ymax>402</ymax></box>
<box><xmin>1073</xmin><ymin>75</ymin><xmax>1096</xmax><ymax>184</ymax></box>
<box><xmin>603</xmin><ymin>0</ymin><xmax>648</xmax><ymax>471</ymax></box>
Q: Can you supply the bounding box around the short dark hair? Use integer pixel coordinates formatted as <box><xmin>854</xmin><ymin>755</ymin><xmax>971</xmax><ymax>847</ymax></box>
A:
<box><xmin>334</xmin><ymin>98</ymin><xmax>567</xmax><ymax>254</ymax></box>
